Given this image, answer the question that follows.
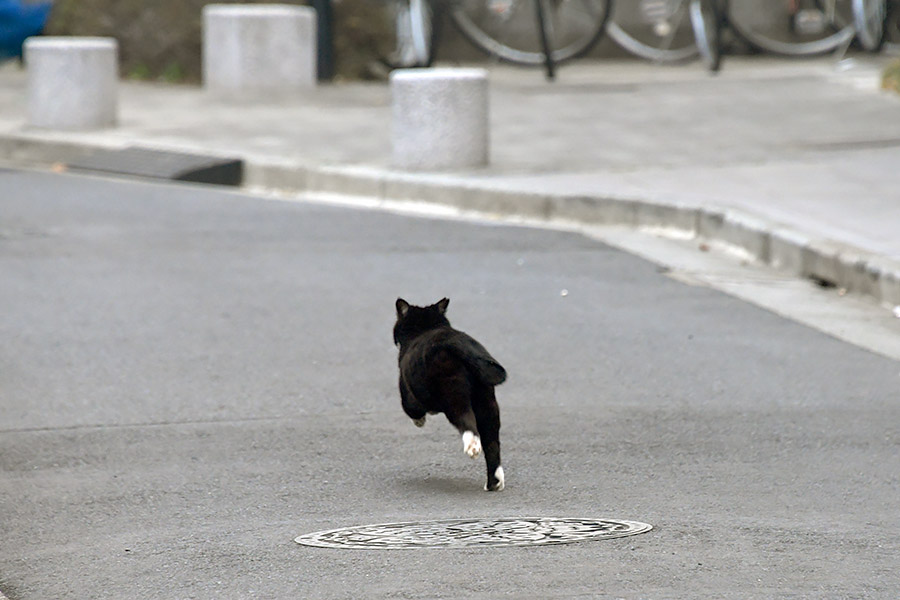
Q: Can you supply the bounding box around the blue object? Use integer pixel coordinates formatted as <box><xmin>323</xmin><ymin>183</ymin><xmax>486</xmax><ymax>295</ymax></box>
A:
<box><xmin>0</xmin><ymin>0</ymin><xmax>52</xmax><ymax>60</ymax></box>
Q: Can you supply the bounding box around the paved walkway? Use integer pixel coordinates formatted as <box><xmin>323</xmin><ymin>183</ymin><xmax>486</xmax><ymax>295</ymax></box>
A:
<box><xmin>1</xmin><ymin>55</ymin><xmax>899</xmax><ymax>303</ymax></box>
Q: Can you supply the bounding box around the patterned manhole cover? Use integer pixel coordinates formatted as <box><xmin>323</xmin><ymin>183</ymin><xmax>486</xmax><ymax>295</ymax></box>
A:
<box><xmin>294</xmin><ymin>517</ymin><xmax>652</xmax><ymax>549</ymax></box>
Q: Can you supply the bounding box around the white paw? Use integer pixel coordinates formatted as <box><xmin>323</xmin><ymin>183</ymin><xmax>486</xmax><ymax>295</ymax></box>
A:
<box><xmin>462</xmin><ymin>431</ymin><xmax>482</xmax><ymax>458</ymax></box>
<box><xmin>413</xmin><ymin>416</ymin><xmax>426</xmax><ymax>427</ymax></box>
<box><xmin>485</xmin><ymin>466</ymin><xmax>505</xmax><ymax>492</ymax></box>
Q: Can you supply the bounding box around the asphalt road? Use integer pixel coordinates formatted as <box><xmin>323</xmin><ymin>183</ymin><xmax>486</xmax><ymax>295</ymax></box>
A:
<box><xmin>1</xmin><ymin>170</ymin><xmax>898</xmax><ymax>599</ymax></box>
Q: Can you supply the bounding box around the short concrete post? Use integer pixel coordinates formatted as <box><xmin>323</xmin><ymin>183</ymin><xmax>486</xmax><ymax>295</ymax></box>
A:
<box><xmin>24</xmin><ymin>37</ymin><xmax>118</xmax><ymax>130</ymax></box>
<box><xmin>391</xmin><ymin>68</ymin><xmax>489</xmax><ymax>170</ymax></box>
<box><xmin>203</xmin><ymin>4</ymin><xmax>317</xmax><ymax>96</ymax></box>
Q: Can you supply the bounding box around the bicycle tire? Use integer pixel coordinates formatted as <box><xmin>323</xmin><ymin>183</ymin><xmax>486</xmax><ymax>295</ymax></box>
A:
<box><xmin>381</xmin><ymin>0</ymin><xmax>438</xmax><ymax>69</ymax></box>
<box><xmin>727</xmin><ymin>0</ymin><xmax>856</xmax><ymax>56</ymax></box>
<box><xmin>852</xmin><ymin>0</ymin><xmax>887</xmax><ymax>50</ymax></box>
<box><xmin>449</xmin><ymin>0</ymin><xmax>611</xmax><ymax>65</ymax></box>
<box><xmin>690</xmin><ymin>0</ymin><xmax>721</xmax><ymax>71</ymax></box>
<box><xmin>606</xmin><ymin>0</ymin><xmax>700</xmax><ymax>63</ymax></box>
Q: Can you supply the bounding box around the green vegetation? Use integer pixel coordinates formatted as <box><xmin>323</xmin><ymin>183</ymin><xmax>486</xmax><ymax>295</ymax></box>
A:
<box><xmin>883</xmin><ymin>59</ymin><xmax>900</xmax><ymax>95</ymax></box>
<box><xmin>127</xmin><ymin>63</ymin><xmax>151</xmax><ymax>81</ymax></box>
<box><xmin>161</xmin><ymin>62</ymin><xmax>186</xmax><ymax>83</ymax></box>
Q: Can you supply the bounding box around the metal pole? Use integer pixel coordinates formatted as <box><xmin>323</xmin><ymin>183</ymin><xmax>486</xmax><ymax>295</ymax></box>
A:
<box><xmin>311</xmin><ymin>0</ymin><xmax>334</xmax><ymax>81</ymax></box>
<box><xmin>534</xmin><ymin>0</ymin><xmax>556</xmax><ymax>81</ymax></box>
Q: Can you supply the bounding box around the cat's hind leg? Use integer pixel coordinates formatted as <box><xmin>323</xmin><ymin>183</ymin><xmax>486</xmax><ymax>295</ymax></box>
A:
<box><xmin>429</xmin><ymin>351</ymin><xmax>482</xmax><ymax>458</ymax></box>
<box><xmin>461</xmin><ymin>430</ymin><xmax>482</xmax><ymax>458</ymax></box>
<box><xmin>444</xmin><ymin>403</ymin><xmax>481</xmax><ymax>458</ymax></box>
<box><xmin>474</xmin><ymin>386</ymin><xmax>503</xmax><ymax>491</ymax></box>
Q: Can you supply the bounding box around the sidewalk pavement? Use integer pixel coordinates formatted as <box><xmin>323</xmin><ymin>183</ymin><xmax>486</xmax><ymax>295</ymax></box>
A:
<box><xmin>2</xmin><ymin>55</ymin><xmax>899</xmax><ymax>308</ymax></box>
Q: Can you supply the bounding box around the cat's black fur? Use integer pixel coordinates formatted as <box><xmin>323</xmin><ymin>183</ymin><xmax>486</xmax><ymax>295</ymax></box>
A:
<box><xmin>393</xmin><ymin>298</ymin><xmax>506</xmax><ymax>491</ymax></box>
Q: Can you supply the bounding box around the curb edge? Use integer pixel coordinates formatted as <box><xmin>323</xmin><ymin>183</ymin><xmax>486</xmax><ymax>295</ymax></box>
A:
<box><xmin>5</xmin><ymin>134</ymin><xmax>899</xmax><ymax>308</ymax></box>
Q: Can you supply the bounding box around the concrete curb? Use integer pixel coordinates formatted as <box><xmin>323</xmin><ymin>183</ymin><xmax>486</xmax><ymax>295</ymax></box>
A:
<box><xmin>249</xmin><ymin>160</ymin><xmax>900</xmax><ymax>309</ymax></box>
<box><xmin>4</xmin><ymin>133</ymin><xmax>900</xmax><ymax>309</ymax></box>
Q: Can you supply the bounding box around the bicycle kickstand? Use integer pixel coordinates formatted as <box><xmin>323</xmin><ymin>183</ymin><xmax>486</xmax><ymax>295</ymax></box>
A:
<box><xmin>534</xmin><ymin>0</ymin><xmax>556</xmax><ymax>81</ymax></box>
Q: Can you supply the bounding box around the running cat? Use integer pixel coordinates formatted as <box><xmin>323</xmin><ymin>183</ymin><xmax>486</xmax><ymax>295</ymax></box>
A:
<box><xmin>393</xmin><ymin>298</ymin><xmax>506</xmax><ymax>491</ymax></box>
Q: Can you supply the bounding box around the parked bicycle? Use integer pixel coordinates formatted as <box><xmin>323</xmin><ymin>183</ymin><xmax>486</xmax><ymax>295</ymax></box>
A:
<box><xmin>690</xmin><ymin>0</ymin><xmax>722</xmax><ymax>70</ymax></box>
<box><xmin>852</xmin><ymin>0</ymin><xmax>886</xmax><ymax>51</ymax></box>
<box><xmin>609</xmin><ymin>0</ymin><xmax>866</xmax><ymax>68</ymax></box>
<box><xmin>690</xmin><ymin>0</ymin><xmax>893</xmax><ymax>71</ymax></box>
<box><xmin>383</xmin><ymin>0</ymin><xmax>437</xmax><ymax>68</ymax></box>
<box><xmin>606</xmin><ymin>0</ymin><xmax>700</xmax><ymax>63</ymax></box>
<box><xmin>382</xmin><ymin>0</ymin><xmax>612</xmax><ymax>76</ymax></box>
<box><xmin>382</xmin><ymin>0</ymin><xmax>895</xmax><ymax>78</ymax></box>
<box><xmin>586</xmin><ymin>0</ymin><xmax>897</xmax><ymax>65</ymax></box>
<box><xmin>851</xmin><ymin>0</ymin><xmax>900</xmax><ymax>51</ymax></box>
<box><xmin>448</xmin><ymin>0</ymin><xmax>610</xmax><ymax>66</ymax></box>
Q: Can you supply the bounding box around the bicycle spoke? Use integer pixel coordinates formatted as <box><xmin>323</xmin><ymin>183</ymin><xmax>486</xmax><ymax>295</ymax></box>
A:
<box><xmin>660</xmin><ymin>7</ymin><xmax>690</xmax><ymax>50</ymax></box>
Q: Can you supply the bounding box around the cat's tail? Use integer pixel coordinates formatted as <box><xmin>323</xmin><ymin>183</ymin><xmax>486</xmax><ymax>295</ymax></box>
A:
<box><xmin>441</xmin><ymin>331</ymin><xmax>507</xmax><ymax>386</ymax></box>
<box><xmin>470</xmin><ymin>356</ymin><xmax>507</xmax><ymax>386</ymax></box>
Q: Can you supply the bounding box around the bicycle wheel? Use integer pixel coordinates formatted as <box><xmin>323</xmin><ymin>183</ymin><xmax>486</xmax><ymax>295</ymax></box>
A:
<box><xmin>409</xmin><ymin>0</ymin><xmax>435</xmax><ymax>64</ymax></box>
<box><xmin>382</xmin><ymin>0</ymin><xmax>437</xmax><ymax>68</ymax></box>
<box><xmin>606</xmin><ymin>0</ymin><xmax>700</xmax><ymax>62</ymax></box>
<box><xmin>852</xmin><ymin>0</ymin><xmax>887</xmax><ymax>50</ymax></box>
<box><xmin>449</xmin><ymin>0</ymin><xmax>611</xmax><ymax>65</ymax></box>
<box><xmin>728</xmin><ymin>0</ymin><xmax>855</xmax><ymax>56</ymax></box>
<box><xmin>690</xmin><ymin>0</ymin><xmax>721</xmax><ymax>71</ymax></box>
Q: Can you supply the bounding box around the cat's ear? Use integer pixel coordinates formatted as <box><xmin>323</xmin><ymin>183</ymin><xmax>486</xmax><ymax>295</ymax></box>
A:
<box><xmin>396</xmin><ymin>298</ymin><xmax>410</xmax><ymax>318</ymax></box>
<box><xmin>436</xmin><ymin>297</ymin><xmax>450</xmax><ymax>314</ymax></box>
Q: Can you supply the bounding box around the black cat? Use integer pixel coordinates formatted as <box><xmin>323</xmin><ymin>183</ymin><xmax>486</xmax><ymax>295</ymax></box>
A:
<box><xmin>393</xmin><ymin>298</ymin><xmax>506</xmax><ymax>492</ymax></box>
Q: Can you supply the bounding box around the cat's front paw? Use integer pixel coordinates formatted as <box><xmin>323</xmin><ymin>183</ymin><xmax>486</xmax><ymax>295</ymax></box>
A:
<box><xmin>413</xmin><ymin>416</ymin><xmax>426</xmax><ymax>427</ymax></box>
<box><xmin>462</xmin><ymin>431</ymin><xmax>482</xmax><ymax>458</ymax></box>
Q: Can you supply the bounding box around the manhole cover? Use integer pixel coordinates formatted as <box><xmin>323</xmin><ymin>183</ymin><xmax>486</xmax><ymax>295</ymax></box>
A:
<box><xmin>294</xmin><ymin>517</ymin><xmax>652</xmax><ymax>549</ymax></box>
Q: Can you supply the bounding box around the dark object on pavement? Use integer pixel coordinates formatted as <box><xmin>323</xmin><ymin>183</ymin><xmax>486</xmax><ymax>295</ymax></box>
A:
<box><xmin>67</xmin><ymin>147</ymin><xmax>244</xmax><ymax>187</ymax></box>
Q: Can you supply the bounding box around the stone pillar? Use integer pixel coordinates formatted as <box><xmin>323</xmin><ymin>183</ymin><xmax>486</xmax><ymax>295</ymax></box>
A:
<box><xmin>24</xmin><ymin>37</ymin><xmax>118</xmax><ymax>130</ymax></box>
<box><xmin>203</xmin><ymin>4</ymin><xmax>317</xmax><ymax>96</ymax></box>
<box><xmin>391</xmin><ymin>68</ymin><xmax>489</xmax><ymax>171</ymax></box>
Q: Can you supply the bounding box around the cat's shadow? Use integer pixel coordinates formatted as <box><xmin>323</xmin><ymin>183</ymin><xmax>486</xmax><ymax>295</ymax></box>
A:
<box><xmin>400</xmin><ymin>475</ymin><xmax>485</xmax><ymax>496</ymax></box>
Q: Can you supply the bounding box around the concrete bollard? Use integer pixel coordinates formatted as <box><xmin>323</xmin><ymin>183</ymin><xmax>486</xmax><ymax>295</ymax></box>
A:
<box><xmin>203</xmin><ymin>4</ymin><xmax>317</xmax><ymax>96</ymax></box>
<box><xmin>24</xmin><ymin>37</ymin><xmax>118</xmax><ymax>130</ymax></box>
<box><xmin>391</xmin><ymin>68</ymin><xmax>489</xmax><ymax>171</ymax></box>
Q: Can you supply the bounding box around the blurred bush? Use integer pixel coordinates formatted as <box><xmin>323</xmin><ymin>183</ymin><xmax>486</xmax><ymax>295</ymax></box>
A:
<box><xmin>44</xmin><ymin>0</ymin><xmax>394</xmax><ymax>82</ymax></box>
